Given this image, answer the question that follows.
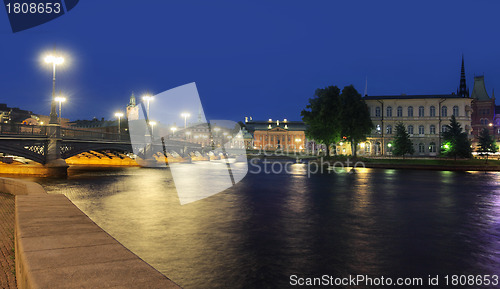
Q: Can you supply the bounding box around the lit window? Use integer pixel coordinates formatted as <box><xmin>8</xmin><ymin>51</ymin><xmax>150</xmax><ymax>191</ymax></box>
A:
<box><xmin>429</xmin><ymin>142</ymin><xmax>436</xmax><ymax>153</ymax></box>
<box><xmin>386</xmin><ymin>125</ymin><xmax>392</xmax><ymax>134</ymax></box>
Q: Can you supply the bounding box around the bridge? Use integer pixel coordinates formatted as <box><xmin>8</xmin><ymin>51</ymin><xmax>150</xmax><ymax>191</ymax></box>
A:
<box><xmin>0</xmin><ymin>123</ymin><xmax>203</xmax><ymax>174</ymax></box>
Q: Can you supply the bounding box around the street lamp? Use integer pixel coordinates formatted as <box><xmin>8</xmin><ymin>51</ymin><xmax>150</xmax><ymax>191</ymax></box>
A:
<box><xmin>150</xmin><ymin>121</ymin><xmax>157</xmax><ymax>136</ymax></box>
<box><xmin>142</xmin><ymin>95</ymin><xmax>154</xmax><ymax>118</ymax></box>
<box><xmin>181</xmin><ymin>112</ymin><xmax>191</xmax><ymax>129</ymax></box>
<box><xmin>54</xmin><ymin>96</ymin><xmax>66</xmax><ymax>124</ymax></box>
<box><xmin>114</xmin><ymin>112</ymin><xmax>124</xmax><ymax>138</ymax></box>
<box><xmin>44</xmin><ymin>54</ymin><xmax>64</xmax><ymax>124</ymax></box>
<box><xmin>171</xmin><ymin>126</ymin><xmax>177</xmax><ymax>137</ymax></box>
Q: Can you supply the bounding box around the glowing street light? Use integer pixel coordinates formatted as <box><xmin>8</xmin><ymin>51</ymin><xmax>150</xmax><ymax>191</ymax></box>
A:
<box><xmin>44</xmin><ymin>53</ymin><xmax>65</xmax><ymax>124</ymax></box>
<box><xmin>142</xmin><ymin>95</ymin><xmax>154</xmax><ymax>118</ymax></box>
<box><xmin>54</xmin><ymin>96</ymin><xmax>66</xmax><ymax>124</ymax></box>
<box><xmin>114</xmin><ymin>112</ymin><xmax>124</xmax><ymax>138</ymax></box>
<box><xmin>181</xmin><ymin>112</ymin><xmax>190</xmax><ymax>129</ymax></box>
<box><xmin>170</xmin><ymin>126</ymin><xmax>177</xmax><ymax>137</ymax></box>
<box><xmin>150</xmin><ymin>121</ymin><xmax>157</xmax><ymax>136</ymax></box>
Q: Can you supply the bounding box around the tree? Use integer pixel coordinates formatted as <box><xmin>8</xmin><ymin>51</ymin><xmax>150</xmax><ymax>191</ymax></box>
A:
<box><xmin>441</xmin><ymin>115</ymin><xmax>472</xmax><ymax>160</ymax></box>
<box><xmin>477</xmin><ymin>127</ymin><xmax>497</xmax><ymax>163</ymax></box>
<box><xmin>301</xmin><ymin>86</ymin><xmax>342</xmax><ymax>156</ymax></box>
<box><xmin>392</xmin><ymin>122</ymin><xmax>414</xmax><ymax>158</ymax></box>
<box><xmin>339</xmin><ymin>85</ymin><xmax>373</xmax><ymax>158</ymax></box>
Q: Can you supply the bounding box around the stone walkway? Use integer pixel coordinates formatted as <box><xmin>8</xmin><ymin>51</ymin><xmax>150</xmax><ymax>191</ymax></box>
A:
<box><xmin>0</xmin><ymin>192</ymin><xmax>16</xmax><ymax>289</ymax></box>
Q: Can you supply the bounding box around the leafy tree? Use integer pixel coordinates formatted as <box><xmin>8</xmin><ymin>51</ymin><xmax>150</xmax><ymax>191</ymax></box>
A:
<box><xmin>339</xmin><ymin>85</ymin><xmax>373</xmax><ymax>157</ymax></box>
<box><xmin>301</xmin><ymin>86</ymin><xmax>342</xmax><ymax>156</ymax></box>
<box><xmin>392</xmin><ymin>122</ymin><xmax>414</xmax><ymax>158</ymax></box>
<box><xmin>477</xmin><ymin>127</ymin><xmax>497</xmax><ymax>163</ymax></box>
<box><xmin>441</xmin><ymin>115</ymin><xmax>472</xmax><ymax>160</ymax></box>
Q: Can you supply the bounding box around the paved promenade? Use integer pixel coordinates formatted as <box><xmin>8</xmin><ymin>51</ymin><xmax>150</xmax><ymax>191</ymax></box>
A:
<box><xmin>0</xmin><ymin>192</ymin><xmax>16</xmax><ymax>289</ymax></box>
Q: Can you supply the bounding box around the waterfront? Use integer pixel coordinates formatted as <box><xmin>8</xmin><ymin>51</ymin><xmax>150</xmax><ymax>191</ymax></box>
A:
<box><xmin>33</xmin><ymin>163</ymin><xmax>500</xmax><ymax>289</ymax></box>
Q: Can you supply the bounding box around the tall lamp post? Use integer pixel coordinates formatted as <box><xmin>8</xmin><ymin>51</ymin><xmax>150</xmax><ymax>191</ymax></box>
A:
<box><xmin>142</xmin><ymin>95</ymin><xmax>154</xmax><ymax>119</ymax></box>
<box><xmin>44</xmin><ymin>54</ymin><xmax>64</xmax><ymax>124</ymax></box>
<box><xmin>115</xmin><ymin>112</ymin><xmax>124</xmax><ymax>139</ymax></box>
<box><xmin>54</xmin><ymin>96</ymin><xmax>66</xmax><ymax>124</ymax></box>
<box><xmin>181</xmin><ymin>112</ymin><xmax>190</xmax><ymax>129</ymax></box>
<box><xmin>150</xmin><ymin>121</ymin><xmax>157</xmax><ymax>137</ymax></box>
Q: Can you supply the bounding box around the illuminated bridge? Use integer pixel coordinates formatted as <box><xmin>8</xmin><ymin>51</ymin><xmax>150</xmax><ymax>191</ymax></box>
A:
<box><xmin>0</xmin><ymin>123</ymin><xmax>202</xmax><ymax>165</ymax></box>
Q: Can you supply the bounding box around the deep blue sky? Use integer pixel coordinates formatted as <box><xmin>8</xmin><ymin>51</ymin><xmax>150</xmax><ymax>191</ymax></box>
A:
<box><xmin>1</xmin><ymin>1</ymin><xmax>499</xmax><ymax>122</ymax></box>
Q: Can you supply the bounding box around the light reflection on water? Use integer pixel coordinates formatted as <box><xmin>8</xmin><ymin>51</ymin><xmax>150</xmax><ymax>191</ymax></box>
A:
<box><xmin>36</xmin><ymin>165</ymin><xmax>500</xmax><ymax>289</ymax></box>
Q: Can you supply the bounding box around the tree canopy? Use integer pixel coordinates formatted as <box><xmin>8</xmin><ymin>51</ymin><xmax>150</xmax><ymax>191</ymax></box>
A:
<box><xmin>477</xmin><ymin>127</ymin><xmax>497</xmax><ymax>163</ymax></box>
<box><xmin>301</xmin><ymin>85</ymin><xmax>372</xmax><ymax>156</ymax></box>
<box><xmin>301</xmin><ymin>86</ymin><xmax>342</xmax><ymax>156</ymax></box>
<box><xmin>339</xmin><ymin>85</ymin><xmax>373</xmax><ymax>157</ymax></box>
<box><xmin>392</xmin><ymin>122</ymin><xmax>414</xmax><ymax>158</ymax></box>
<box><xmin>441</xmin><ymin>115</ymin><xmax>472</xmax><ymax>159</ymax></box>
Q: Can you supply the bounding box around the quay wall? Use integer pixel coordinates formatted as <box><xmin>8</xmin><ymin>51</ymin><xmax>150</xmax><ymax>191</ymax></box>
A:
<box><xmin>0</xmin><ymin>177</ymin><xmax>181</xmax><ymax>289</ymax></box>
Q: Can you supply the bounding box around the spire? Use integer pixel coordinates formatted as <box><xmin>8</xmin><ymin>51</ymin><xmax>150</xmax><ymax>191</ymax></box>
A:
<box><xmin>458</xmin><ymin>55</ymin><xmax>468</xmax><ymax>97</ymax></box>
<box><xmin>129</xmin><ymin>92</ymin><xmax>136</xmax><ymax>106</ymax></box>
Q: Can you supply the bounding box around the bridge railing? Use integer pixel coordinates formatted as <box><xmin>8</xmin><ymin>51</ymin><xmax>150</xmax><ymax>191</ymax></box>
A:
<box><xmin>61</xmin><ymin>127</ymin><xmax>129</xmax><ymax>141</ymax></box>
<box><xmin>0</xmin><ymin>123</ymin><xmax>48</xmax><ymax>136</ymax></box>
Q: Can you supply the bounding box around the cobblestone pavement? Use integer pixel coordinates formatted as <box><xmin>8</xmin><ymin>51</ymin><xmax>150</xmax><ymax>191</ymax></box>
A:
<box><xmin>0</xmin><ymin>193</ymin><xmax>16</xmax><ymax>289</ymax></box>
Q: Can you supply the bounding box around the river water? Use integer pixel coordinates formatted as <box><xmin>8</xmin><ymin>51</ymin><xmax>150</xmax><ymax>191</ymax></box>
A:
<box><xmin>33</xmin><ymin>162</ymin><xmax>500</xmax><ymax>289</ymax></box>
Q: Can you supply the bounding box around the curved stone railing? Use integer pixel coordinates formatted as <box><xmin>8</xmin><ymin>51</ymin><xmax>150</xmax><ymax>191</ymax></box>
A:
<box><xmin>0</xmin><ymin>177</ymin><xmax>181</xmax><ymax>289</ymax></box>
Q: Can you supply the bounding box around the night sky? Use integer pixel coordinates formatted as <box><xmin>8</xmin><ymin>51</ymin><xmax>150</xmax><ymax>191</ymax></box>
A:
<box><xmin>1</xmin><ymin>1</ymin><xmax>499</xmax><ymax>122</ymax></box>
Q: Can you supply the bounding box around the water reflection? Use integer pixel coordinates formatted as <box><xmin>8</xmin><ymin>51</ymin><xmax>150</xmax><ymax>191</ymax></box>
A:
<box><xmin>37</xmin><ymin>167</ymin><xmax>500</xmax><ymax>289</ymax></box>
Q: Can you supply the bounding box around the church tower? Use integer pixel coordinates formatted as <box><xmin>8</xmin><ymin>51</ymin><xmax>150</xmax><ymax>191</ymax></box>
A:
<box><xmin>458</xmin><ymin>55</ymin><xmax>469</xmax><ymax>97</ymax></box>
<box><xmin>126</xmin><ymin>92</ymin><xmax>139</xmax><ymax>120</ymax></box>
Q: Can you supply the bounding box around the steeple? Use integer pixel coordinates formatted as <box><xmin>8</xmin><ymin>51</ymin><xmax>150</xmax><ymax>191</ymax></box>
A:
<box><xmin>458</xmin><ymin>55</ymin><xmax>469</xmax><ymax>97</ymax></box>
<box><xmin>129</xmin><ymin>92</ymin><xmax>136</xmax><ymax>106</ymax></box>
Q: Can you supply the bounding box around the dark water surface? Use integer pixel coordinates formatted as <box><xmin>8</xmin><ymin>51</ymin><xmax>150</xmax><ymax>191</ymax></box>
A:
<box><xmin>32</xmin><ymin>163</ymin><xmax>500</xmax><ymax>289</ymax></box>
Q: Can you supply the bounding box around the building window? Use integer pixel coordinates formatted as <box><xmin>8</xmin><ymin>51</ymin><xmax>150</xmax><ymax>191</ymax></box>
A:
<box><xmin>429</xmin><ymin>142</ymin><xmax>436</xmax><ymax>153</ymax></box>
<box><xmin>375</xmin><ymin>107</ymin><xmax>381</xmax><ymax>117</ymax></box>
<box><xmin>365</xmin><ymin>142</ymin><xmax>371</xmax><ymax>153</ymax></box>
<box><xmin>408</xmin><ymin>125</ymin><xmax>414</xmax><ymax>135</ymax></box>
<box><xmin>386</xmin><ymin>125</ymin><xmax>392</xmax><ymax>134</ymax></box>
<box><xmin>397</xmin><ymin>106</ymin><xmax>403</xmax><ymax>117</ymax></box>
<box><xmin>418</xmin><ymin>125</ymin><xmax>424</xmax><ymax>135</ymax></box>
<box><xmin>387</xmin><ymin>106</ymin><xmax>392</xmax><ymax>117</ymax></box>
<box><xmin>430</xmin><ymin>125</ymin><xmax>436</xmax><ymax>134</ymax></box>
<box><xmin>442</xmin><ymin>106</ymin><xmax>447</xmax><ymax>117</ymax></box>
<box><xmin>418</xmin><ymin>106</ymin><xmax>425</xmax><ymax>117</ymax></box>
<box><xmin>408</xmin><ymin>106</ymin><xmax>414</xmax><ymax>117</ymax></box>
<box><xmin>442</xmin><ymin>125</ymin><xmax>448</xmax><ymax>133</ymax></box>
<box><xmin>376</xmin><ymin>124</ymin><xmax>381</xmax><ymax>133</ymax></box>
<box><xmin>419</xmin><ymin>143</ymin><xmax>425</xmax><ymax>153</ymax></box>
<box><xmin>430</xmin><ymin>106</ymin><xmax>436</xmax><ymax>117</ymax></box>
<box><xmin>453</xmin><ymin>106</ymin><xmax>459</xmax><ymax>117</ymax></box>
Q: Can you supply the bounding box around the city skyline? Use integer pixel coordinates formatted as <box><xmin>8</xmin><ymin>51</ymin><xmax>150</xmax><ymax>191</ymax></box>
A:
<box><xmin>1</xmin><ymin>1</ymin><xmax>500</xmax><ymax>122</ymax></box>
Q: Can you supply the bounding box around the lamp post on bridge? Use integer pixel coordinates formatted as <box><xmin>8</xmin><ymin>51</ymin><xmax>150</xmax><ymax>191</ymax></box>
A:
<box><xmin>54</xmin><ymin>96</ymin><xmax>66</xmax><ymax>125</ymax></box>
<box><xmin>115</xmin><ymin>112</ymin><xmax>124</xmax><ymax>139</ymax></box>
<box><xmin>44</xmin><ymin>53</ymin><xmax>64</xmax><ymax>125</ymax></box>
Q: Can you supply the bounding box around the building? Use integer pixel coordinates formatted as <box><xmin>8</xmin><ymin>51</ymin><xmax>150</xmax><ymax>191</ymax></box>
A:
<box><xmin>364</xmin><ymin>94</ymin><xmax>473</xmax><ymax>156</ymax></box>
<box><xmin>470</xmin><ymin>75</ymin><xmax>500</xmax><ymax>146</ymax></box>
<box><xmin>244</xmin><ymin>118</ymin><xmax>307</xmax><ymax>151</ymax></box>
<box><xmin>126</xmin><ymin>93</ymin><xmax>139</xmax><ymax>121</ymax></box>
